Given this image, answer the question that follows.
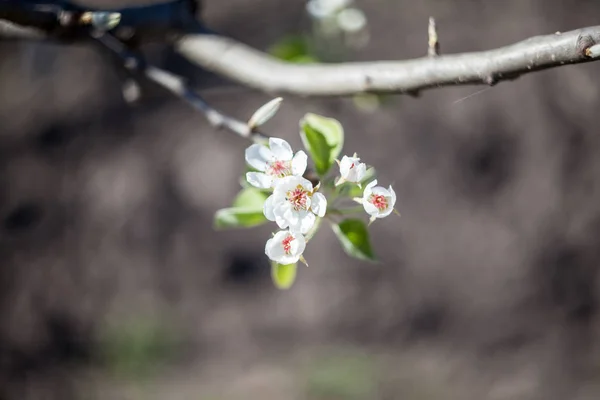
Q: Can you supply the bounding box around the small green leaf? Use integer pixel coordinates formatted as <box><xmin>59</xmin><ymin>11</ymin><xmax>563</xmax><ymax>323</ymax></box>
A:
<box><xmin>332</xmin><ymin>219</ymin><xmax>376</xmax><ymax>261</ymax></box>
<box><xmin>269</xmin><ymin>35</ymin><xmax>317</xmax><ymax>63</ymax></box>
<box><xmin>214</xmin><ymin>188</ymin><xmax>269</xmax><ymax>229</ymax></box>
<box><xmin>214</xmin><ymin>208</ymin><xmax>267</xmax><ymax>229</ymax></box>
<box><xmin>233</xmin><ymin>187</ymin><xmax>269</xmax><ymax>209</ymax></box>
<box><xmin>300</xmin><ymin>113</ymin><xmax>344</xmax><ymax>176</ymax></box>
<box><xmin>271</xmin><ymin>262</ymin><xmax>297</xmax><ymax>289</ymax></box>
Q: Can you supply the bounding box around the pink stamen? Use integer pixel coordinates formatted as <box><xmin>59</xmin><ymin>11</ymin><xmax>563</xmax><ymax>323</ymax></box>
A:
<box><xmin>282</xmin><ymin>235</ymin><xmax>294</xmax><ymax>254</ymax></box>
<box><xmin>369</xmin><ymin>194</ymin><xmax>388</xmax><ymax>211</ymax></box>
<box><xmin>268</xmin><ymin>160</ymin><xmax>291</xmax><ymax>178</ymax></box>
<box><xmin>287</xmin><ymin>185</ymin><xmax>309</xmax><ymax>211</ymax></box>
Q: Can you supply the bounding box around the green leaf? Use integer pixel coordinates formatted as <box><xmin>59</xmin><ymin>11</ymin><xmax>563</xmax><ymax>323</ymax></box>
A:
<box><xmin>233</xmin><ymin>187</ymin><xmax>269</xmax><ymax>209</ymax></box>
<box><xmin>214</xmin><ymin>188</ymin><xmax>269</xmax><ymax>229</ymax></box>
<box><xmin>331</xmin><ymin>219</ymin><xmax>376</xmax><ymax>261</ymax></box>
<box><xmin>271</xmin><ymin>262</ymin><xmax>297</xmax><ymax>289</ymax></box>
<box><xmin>268</xmin><ymin>35</ymin><xmax>318</xmax><ymax>64</ymax></box>
<box><xmin>300</xmin><ymin>113</ymin><xmax>345</xmax><ymax>176</ymax></box>
<box><xmin>214</xmin><ymin>208</ymin><xmax>268</xmax><ymax>229</ymax></box>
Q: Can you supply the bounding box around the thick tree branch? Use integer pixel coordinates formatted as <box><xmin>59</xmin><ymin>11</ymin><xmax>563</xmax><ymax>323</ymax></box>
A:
<box><xmin>174</xmin><ymin>26</ymin><xmax>600</xmax><ymax>97</ymax></box>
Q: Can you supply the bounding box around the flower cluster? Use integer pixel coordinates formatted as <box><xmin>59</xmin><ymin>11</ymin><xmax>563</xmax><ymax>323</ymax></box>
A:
<box><xmin>244</xmin><ymin>137</ymin><xmax>397</xmax><ymax>267</ymax></box>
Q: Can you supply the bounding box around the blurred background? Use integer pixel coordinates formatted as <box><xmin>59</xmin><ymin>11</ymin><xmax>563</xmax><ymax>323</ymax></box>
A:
<box><xmin>2</xmin><ymin>0</ymin><xmax>600</xmax><ymax>399</ymax></box>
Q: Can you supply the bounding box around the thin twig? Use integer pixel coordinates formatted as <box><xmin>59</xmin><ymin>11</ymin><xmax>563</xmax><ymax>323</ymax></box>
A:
<box><xmin>0</xmin><ymin>19</ymin><xmax>46</xmax><ymax>40</ymax></box>
<box><xmin>174</xmin><ymin>25</ymin><xmax>600</xmax><ymax>96</ymax></box>
<box><xmin>427</xmin><ymin>17</ymin><xmax>439</xmax><ymax>57</ymax></box>
<box><xmin>92</xmin><ymin>31</ymin><xmax>268</xmax><ymax>142</ymax></box>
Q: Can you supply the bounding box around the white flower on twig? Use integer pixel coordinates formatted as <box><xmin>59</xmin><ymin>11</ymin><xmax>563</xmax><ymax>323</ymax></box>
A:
<box><xmin>265</xmin><ymin>230</ymin><xmax>306</xmax><ymax>264</ymax></box>
<box><xmin>245</xmin><ymin>138</ymin><xmax>307</xmax><ymax>189</ymax></box>
<box><xmin>336</xmin><ymin>154</ymin><xmax>367</xmax><ymax>187</ymax></box>
<box><xmin>264</xmin><ymin>176</ymin><xmax>327</xmax><ymax>234</ymax></box>
<box><xmin>354</xmin><ymin>179</ymin><xmax>398</xmax><ymax>224</ymax></box>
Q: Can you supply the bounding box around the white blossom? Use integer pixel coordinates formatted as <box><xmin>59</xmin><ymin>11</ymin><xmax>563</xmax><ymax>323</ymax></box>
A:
<box><xmin>265</xmin><ymin>230</ymin><xmax>306</xmax><ymax>264</ymax></box>
<box><xmin>337</xmin><ymin>8</ymin><xmax>367</xmax><ymax>33</ymax></box>
<box><xmin>264</xmin><ymin>176</ymin><xmax>327</xmax><ymax>234</ymax></box>
<box><xmin>356</xmin><ymin>179</ymin><xmax>397</xmax><ymax>223</ymax></box>
<box><xmin>245</xmin><ymin>138</ymin><xmax>308</xmax><ymax>189</ymax></box>
<box><xmin>336</xmin><ymin>154</ymin><xmax>367</xmax><ymax>187</ymax></box>
<box><xmin>306</xmin><ymin>0</ymin><xmax>352</xmax><ymax>18</ymax></box>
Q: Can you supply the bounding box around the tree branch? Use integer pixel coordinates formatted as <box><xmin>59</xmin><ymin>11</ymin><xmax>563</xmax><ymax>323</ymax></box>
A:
<box><xmin>174</xmin><ymin>26</ymin><xmax>600</xmax><ymax>97</ymax></box>
<box><xmin>0</xmin><ymin>19</ymin><xmax>46</xmax><ymax>40</ymax></box>
<box><xmin>91</xmin><ymin>30</ymin><xmax>267</xmax><ymax>142</ymax></box>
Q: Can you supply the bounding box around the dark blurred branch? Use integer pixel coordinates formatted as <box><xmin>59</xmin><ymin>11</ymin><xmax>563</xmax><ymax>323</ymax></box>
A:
<box><xmin>175</xmin><ymin>25</ymin><xmax>600</xmax><ymax>96</ymax></box>
<box><xmin>0</xmin><ymin>19</ymin><xmax>46</xmax><ymax>40</ymax></box>
<box><xmin>0</xmin><ymin>0</ymin><xmax>199</xmax><ymax>44</ymax></box>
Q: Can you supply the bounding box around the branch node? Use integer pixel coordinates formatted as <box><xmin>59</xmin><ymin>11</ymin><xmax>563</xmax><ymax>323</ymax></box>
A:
<box><xmin>484</xmin><ymin>74</ymin><xmax>498</xmax><ymax>86</ymax></box>
<box><xmin>577</xmin><ymin>34</ymin><xmax>596</xmax><ymax>57</ymax></box>
<box><xmin>427</xmin><ymin>17</ymin><xmax>440</xmax><ymax>57</ymax></box>
<box><xmin>585</xmin><ymin>44</ymin><xmax>600</xmax><ymax>58</ymax></box>
<box><xmin>363</xmin><ymin>75</ymin><xmax>374</xmax><ymax>90</ymax></box>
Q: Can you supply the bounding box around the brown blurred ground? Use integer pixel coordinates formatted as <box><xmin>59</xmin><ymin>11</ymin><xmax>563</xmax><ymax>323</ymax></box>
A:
<box><xmin>2</xmin><ymin>0</ymin><xmax>600</xmax><ymax>399</ymax></box>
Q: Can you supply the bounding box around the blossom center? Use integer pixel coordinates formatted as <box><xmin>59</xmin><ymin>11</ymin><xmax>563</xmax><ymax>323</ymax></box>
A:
<box><xmin>369</xmin><ymin>194</ymin><xmax>388</xmax><ymax>211</ymax></box>
<box><xmin>286</xmin><ymin>185</ymin><xmax>309</xmax><ymax>211</ymax></box>
<box><xmin>267</xmin><ymin>160</ymin><xmax>292</xmax><ymax>178</ymax></box>
<box><xmin>281</xmin><ymin>235</ymin><xmax>294</xmax><ymax>255</ymax></box>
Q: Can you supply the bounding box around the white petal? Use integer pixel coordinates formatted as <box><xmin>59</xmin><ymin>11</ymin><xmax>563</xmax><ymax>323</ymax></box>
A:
<box><xmin>269</xmin><ymin>138</ymin><xmax>293</xmax><ymax>160</ymax></box>
<box><xmin>280</xmin><ymin>253</ymin><xmax>300</xmax><ymax>265</ymax></box>
<box><xmin>378</xmin><ymin>206</ymin><xmax>394</xmax><ymax>218</ymax></box>
<box><xmin>388</xmin><ymin>185</ymin><xmax>397</xmax><ymax>207</ymax></box>
<box><xmin>299</xmin><ymin>212</ymin><xmax>316</xmax><ymax>234</ymax></box>
<box><xmin>298</xmin><ymin>176</ymin><xmax>314</xmax><ymax>192</ymax></box>
<box><xmin>273</xmin><ymin>203</ymin><xmax>292</xmax><ymax>229</ymax></box>
<box><xmin>363</xmin><ymin>179</ymin><xmax>378</xmax><ymax>197</ymax></box>
<box><xmin>245</xmin><ymin>144</ymin><xmax>273</xmax><ymax>171</ymax></box>
<box><xmin>291</xmin><ymin>232</ymin><xmax>306</xmax><ymax>255</ymax></box>
<box><xmin>269</xmin><ymin>243</ymin><xmax>287</xmax><ymax>262</ymax></box>
<box><xmin>363</xmin><ymin>200</ymin><xmax>379</xmax><ymax>216</ymax></box>
<box><xmin>355</xmin><ymin>163</ymin><xmax>367</xmax><ymax>182</ymax></box>
<box><xmin>273</xmin><ymin>175</ymin><xmax>311</xmax><ymax>195</ymax></box>
<box><xmin>287</xmin><ymin>211</ymin><xmax>315</xmax><ymax>234</ymax></box>
<box><xmin>371</xmin><ymin>186</ymin><xmax>391</xmax><ymax>198</ymax></box>
<box><xmin>291</xmin><ymin>151</ymin><xmax>308</xmax><ymax>176</ymax></box>
<box><xmin>339</xmin><ymin>155</ymin><xmax>352</xmax><ymax>176</ymax></box>
<box><xmin>263</xmin><ymin>195</ymin><xmax>276</xmax><ymax>221</ymax></box>
<box><xmin>311</xmin><ymin>192</ymin><xmax>327</xmax><ymax>217</ymax></box>
<box><xmin>265</xmin><ymin>236</ymin><xmax>285</xmax><ymax>262</ymax></box>
<box><xmin>246</xmin><ymin>172</ymin><xmax>273</xmax><ymax>189</ymax></box>
<box><xmin>265</xmin><ymin>237</ymin><xmax>276</xmax><ymax>259</ymax></box>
